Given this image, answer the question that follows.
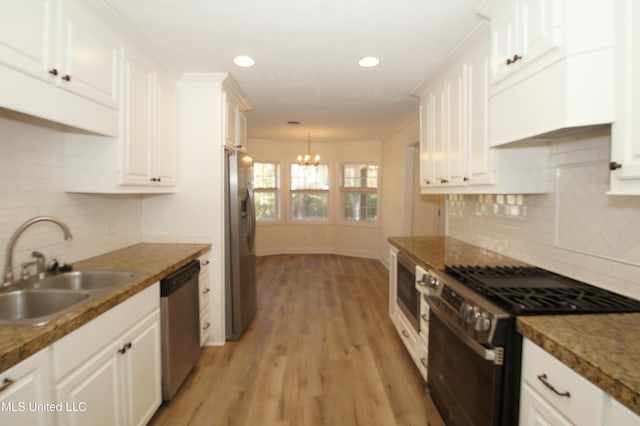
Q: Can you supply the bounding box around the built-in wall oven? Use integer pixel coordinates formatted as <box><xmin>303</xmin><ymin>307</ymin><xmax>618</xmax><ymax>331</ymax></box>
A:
<box><xmin>395</xmin><ymin>252</ymin><xmax>420</xmax><ymax>332</ymax></box>
<box><xmin>424</xmin><ymin>264</ymin><xmax>640</xmax><ymax>426</ymax></box>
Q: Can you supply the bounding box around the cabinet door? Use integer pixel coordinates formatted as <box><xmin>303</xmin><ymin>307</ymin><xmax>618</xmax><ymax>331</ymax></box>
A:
<box><xmin>448</xmin><ymin>71</ymin><xmax>466</xmax><ymax>186</ymax></box>
<box><xmin>0</xmin><ymin>349</ymin><xmax>52</xmax><ymax>426</ymax></box>
<box><xmin>55</xmin><ymin>343</ymin><xmax>123</xmax><ymax>426</ymax></box>
<box><xmin>224</xmin><ymin>94</ymin><xmax>236</xmax><ymax>148</ymax></box>
<box><xmin>236</xmin><ymin>107</ymin><xmax>248</xmax><ymax>151</ymax></box>
<box><xmin>610</xmin><ymin>0</ymin><xmax>640</xmax><ymax>193</ymax></box>
<box><xmin>58</xmin><ymin>0</ymin><xmax>120</xmax><ymax>109</ymax></box>
<box><xmin>489</xmin><ymin>0</ymin><xmax>520</xmax><ymax>82</ymax></box>
<box><xmin>520</xmin><ymin>0</ymin><xmax>561</xmax><ymax>64</ymax></box>
<box><xmin>154</xmin><ymin>71</ymin><xmax>177</xmax><ymax>186</ymax></box>
<box><xmin>121</xmin><ymin>51</ymin><xmax>153</xmax><ymax>186</ymax></box>
<box><xmin>121</xmin><ymin>310</ymin><xmax>161</xmax><ymax>426</ymax></box>
<box><xmin>520</xmin><ymin>382</ymin><xmax>572</xmax><ymax>426</ymax></box>
<box><xmin>0</xmin><ymin>0</ymin><xmax>56</xmax><ymax>83</ymax></box>
<box><xmin>432</xmin><ymin>86</ymin><xmax>448</xmax><ymax>186</ymax></box>
<box><xmin>419</xmin><ymin>97</ymin><xmax>435</xmax><ymax>188</ymax></box>
<box><xmin>466</xmin><ymin>36</ymin><xmax>494</xmax><ymax>186</ymax></box>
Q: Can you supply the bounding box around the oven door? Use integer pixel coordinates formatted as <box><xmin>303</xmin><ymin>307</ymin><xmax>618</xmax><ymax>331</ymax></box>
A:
<box><xmin>426</xmin><ymin>298</ymin><xmax>505</xmax><ymax>426</ymax></box>
<box><xmin>396</xmin><ymin>253</ymin><xmax>420</xmax><ymax>332</ymax></box>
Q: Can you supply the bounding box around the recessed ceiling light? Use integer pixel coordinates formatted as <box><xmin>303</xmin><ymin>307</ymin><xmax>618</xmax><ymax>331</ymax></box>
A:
<box><xmin>233</xmin><ymin>55</ymin><xmax>255</xmax><ymax>67</ymax></box>
<box><xmin>358</xmin><ymin>56</ymin><xmax>380</xmax><ymax>68</ymax></box>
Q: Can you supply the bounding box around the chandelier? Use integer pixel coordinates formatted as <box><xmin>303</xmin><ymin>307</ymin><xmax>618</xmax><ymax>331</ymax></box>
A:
<box><xmin>297</xmin><ymin>134</ymin><xmax>320</xmax><ymax>167</ymax></box>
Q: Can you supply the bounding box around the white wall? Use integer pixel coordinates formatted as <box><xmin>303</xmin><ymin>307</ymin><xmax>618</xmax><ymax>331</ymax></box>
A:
<box><xmin>379</xmin><ymin>116</ymin><xmax>444</xmax><ymax>267</ymax></box>
<box><xmin>248</xmin><ymin>138</ymin><xmax>382</xmax><ymax>259</ymax></box>
<box><xmin>0</xmin><ymin>111</ymin><xmax>142</xmax><ymax>280</ymax></box>
<box><xmin>448</xmin><ymin>128</ymin><xmax>640</xmax><ymax>300</ymax></box>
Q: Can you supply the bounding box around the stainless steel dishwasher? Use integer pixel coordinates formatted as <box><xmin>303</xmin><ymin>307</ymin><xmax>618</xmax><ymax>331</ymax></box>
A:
<box><xmin>160</xmin><ymin>259</ymin><xmax>201</xmax><ymax>401</ymax></box>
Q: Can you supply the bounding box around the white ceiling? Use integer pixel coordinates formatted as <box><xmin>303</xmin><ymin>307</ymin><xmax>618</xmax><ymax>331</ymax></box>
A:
<box><xmin>105</xmin><ymin>0</ymin><xmax>482</xmax><ymax>143</ymax></box>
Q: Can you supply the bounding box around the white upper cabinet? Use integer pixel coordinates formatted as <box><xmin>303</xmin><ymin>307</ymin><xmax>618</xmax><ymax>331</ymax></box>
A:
<box><xmin>65</xmin><ymin>46</ymin><xmax>178</xmax><ymax>194</ymax></box>
<box><xmin>0</xmin><ymin>0</ymin><xmax>120</xmax><ymax>136</ymax></box>
<box><xmin>58</xmin><ymin>0</ymin><xmax>120</xmax><ymax>110</ymax></box>
<box><xmin>417</xmin><ymin>25</ymin><xmax>549</xmax><ymax>194</ymax></box>
<box><xmin>0</xmin><ymin>0</ymin><xmax>56</xmax><ymax>83</ymax></box>
<box><xmin>610</xmin><ymin>0</ymin><xmax>640</xmax><ymax>195</ymax></box>
<box><xmin>477</xmin><ymin>0</ymin><xmax>615</xmax><ymax>146</ymax></box>
<box><xmin>222</xmin><ymin>78</ymin><xmax>252</xmax><ymax>152</ymax></box>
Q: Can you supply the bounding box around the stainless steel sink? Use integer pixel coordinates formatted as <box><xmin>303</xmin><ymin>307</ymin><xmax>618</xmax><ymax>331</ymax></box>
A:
<box><xmin>0</xmin><ymin>269</ymin><xmax>147</xmax><ymax>326</ymax></box>
<box><xmin>0</xmin><ymin>289</ymin><xmax>90</xmax><ymax>325</ymax></box>
<box><xmin>33</xmin><ymin>270</ymin><xmax>146</xmax><ymax>292</ymax></box>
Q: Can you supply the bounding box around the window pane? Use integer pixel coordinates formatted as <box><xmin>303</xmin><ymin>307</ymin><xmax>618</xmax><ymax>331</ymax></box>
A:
<box><xmin>254</xmin><ymin>163</ymin><xmax>278</xmax><ymax>189</ymax></box>
<box><xmin>343</xmin><ymin>193</ymin><xmax>377</xmax><ymax>222</ymax></box>
<box><xmin>291</xmin><ymin>164</ymin><xmax>329</xmax><ymax>190</ymax></box>
<box><xmin>255</xmin><ymin>191</ymin><xmax>278</xmax><ymax>221</ymax></box>
<box><xmin>291</xmin><ymin>192</ymin><xmax>329</xmax><ymax>220</ymax></box>
<box><xmin>342</xmin><ymin>164</ymin><xmax>378</xmax><ymax>188</ymax></box>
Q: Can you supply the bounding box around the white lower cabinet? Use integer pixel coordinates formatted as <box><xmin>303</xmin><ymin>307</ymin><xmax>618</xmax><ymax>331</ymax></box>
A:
<box><xmin>52</xmin><ymin>283</ymin><xmax>161</xmax><ymax>426</ymax></box>
<box><xmin>0</xmin><ymin>348</ymin><xmax>52</xmax><ymax>426</ymax></box>
<box><xmin>199</xmin><ymin>255</ymin><xmax>211</xmax><ymax>346</ymax></box>
<box><xmin>520</xmin><ymin>338</ymin><xmax>640</xmax><ymax>426</ymax></box>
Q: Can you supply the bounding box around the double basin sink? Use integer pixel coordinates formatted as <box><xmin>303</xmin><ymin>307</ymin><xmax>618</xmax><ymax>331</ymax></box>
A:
<box><xmin>0</xmin><ymin>270</ymin><xmax>146</xmax><ymax>326</ymax></box>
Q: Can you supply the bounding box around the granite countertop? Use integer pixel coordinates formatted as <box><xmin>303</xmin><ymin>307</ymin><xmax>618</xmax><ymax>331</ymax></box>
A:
<box><xmin>0</xmin><ymin>242</ymin><xmax>210</xmax><ymax>372</ymax></box>
<box><xmin>518</xmin><ymin>314</ymin><xmax>640</xmax><ymax>416</ymax></box>
<box><xmin>388</xmin><ymin>235</ymin><xmax>640</xmax><ymax>417</ymax></box>
<box><xmin>388</xmin><ymin>235</ymin><xmax>526</xmax><ymax>270</ymax></box>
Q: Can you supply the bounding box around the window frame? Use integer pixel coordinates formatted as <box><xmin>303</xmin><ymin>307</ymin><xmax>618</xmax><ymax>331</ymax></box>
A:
<box><xmin>253</xmin><ymin>161</ymin><xmax>282</xmax><ymax>224</ymax></box>
<box><xmin>288</xmin><ymin>162</ymin><xmax>331</xmax><ymax>224</ymax></box>
<box><xmin>338</xmin><ymin>162</ymin><xmax>380</xmax><ymax>227</ymax></box>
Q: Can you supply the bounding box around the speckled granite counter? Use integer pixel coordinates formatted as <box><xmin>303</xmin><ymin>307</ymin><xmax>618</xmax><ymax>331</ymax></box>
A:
<box><xmin>0</xmin><ymin>243</ymin><xmax>210</xmax><ymax>372</ymax></box>
<box><xmin>388</xmin><ymin>236</ymin><xmax>526</xmax><ymax>270</ymax></box>
<box><xmin>518</xmin><ymin>314</ymin><xmax>640</xmax><ymax>416</ymax></box>
<box><xmin>388</xmin><ymin>236</ymin><xmax>640</xmax><ymax>417</ymax></box>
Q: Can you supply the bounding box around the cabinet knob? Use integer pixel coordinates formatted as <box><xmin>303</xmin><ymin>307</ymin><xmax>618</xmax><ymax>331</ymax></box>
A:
<box><xmin>48</xmin><ymin>68</ymin><xmax>58</xmax><ymax>76</ymax></box>
<box><xmin>61</xmin><ymin>75</ymin><xmax>71</xmax><ymax>82</ymax></box>
<box><xmin>440</xmin><ymin>179</ymin><xmax>448</xmax><ymax>184</ymax></box>
<box><xmin>0</xmin><ymin>377</ymin><xmax>15</xmax><ymax>393</ymax></box>
<box><xmin>463</xmin><ymin>177</ymin><xmax>470</xmax><ymax>182</ymax></box>
<box><xmin>609</xmin><ymin>161</ymin><xmax>622</xmax><ymax>171</ymax></box>
<box><xmin>202</xmin><ymin>288</ymin><xmax>210</xmax><ymax>294</ymax></box>
<box><xmin>117</xmin><ymin>342</ymin><xmax>132</xmax><ymax>354</ymax></box>
<box><xmin>506</xmin><ymin>54</ymin><xmax>522</xmax><ymax>65</ymax></box>
<box><xmin>150</xmin><ymin>177</ymin><xmax>162</xmax><ymax>182</ymax></box>
<box><xmin>203</xmin><ymin>322</ymin><xmax>211</xmax><ymax>330</ymax></box>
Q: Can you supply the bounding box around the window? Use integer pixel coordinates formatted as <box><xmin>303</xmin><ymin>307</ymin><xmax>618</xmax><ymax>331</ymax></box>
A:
<box><xmin>253</xmin><ymin>162</ymin><xmax>280</xmax><ymax>221</ymax></box>
<box><xmin>341</xmin><ymin>163</ymin><xmax>378</xmax><ymax>222</ymax></box>
<box><xmin>290</xmin><ymin>164</ymin><xmax>329</xmax><ymax>220</ymax></box>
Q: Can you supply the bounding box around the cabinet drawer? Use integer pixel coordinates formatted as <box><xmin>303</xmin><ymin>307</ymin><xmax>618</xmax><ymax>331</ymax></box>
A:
<box><xmin>521</xmin><ymin>339</ymin><xmax>604</xmax><ymax>425</ymax></box>
<box><xmin>394</xmin><ymin>309</ymin><xmax>418</xmax><ymax>361</ymax></box>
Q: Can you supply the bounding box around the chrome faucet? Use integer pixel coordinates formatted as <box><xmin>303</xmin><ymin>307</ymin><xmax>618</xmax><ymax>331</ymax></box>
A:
<box><xmin>3</xmin><ymin>216</ymin><xmax>73</xmax><ymax>286</ymax></box>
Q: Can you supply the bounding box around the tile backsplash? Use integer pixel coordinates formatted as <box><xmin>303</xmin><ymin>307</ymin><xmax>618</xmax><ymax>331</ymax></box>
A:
<box><xmin>0</xmin><ymin>113</ymin><xmax>142</xmax><ymax>279</ymax></box>
<box><xmin>447</xmin><ymin>128</ymin><xmax>640</xmax><ymax>299</ymax></box>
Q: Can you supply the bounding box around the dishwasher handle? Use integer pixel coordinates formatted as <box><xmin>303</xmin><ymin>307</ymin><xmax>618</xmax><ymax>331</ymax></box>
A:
<box><xmin>160</xmin><ymin>259</ymin><xmax>200</xmax><ymax>297</ymax></box>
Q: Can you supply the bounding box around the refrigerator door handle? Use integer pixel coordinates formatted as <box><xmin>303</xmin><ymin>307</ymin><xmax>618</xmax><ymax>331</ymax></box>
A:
<box><xmin>246</xmin><ymin>186</ymin><xmax>256</xmax><ymax>250</ymax></box>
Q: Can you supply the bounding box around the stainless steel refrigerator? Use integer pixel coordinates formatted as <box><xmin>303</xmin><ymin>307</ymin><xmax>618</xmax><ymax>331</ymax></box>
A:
<box><xmin>224</xmin><ymin>149</ymin><xmax>257</xmax><ymax>340</ymax></box>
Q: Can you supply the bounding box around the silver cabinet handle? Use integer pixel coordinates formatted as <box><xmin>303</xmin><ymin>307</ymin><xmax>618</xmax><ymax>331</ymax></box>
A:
<box><xmin>201</xmin><ymin>260</ymin><xmax>210</xmax><ymax>266</ymax></box>
<box><xmin>202</xmin><ymin>288</ymin><xmax>210</xmax><ymax>294</ymax></box>
<box><xmin>401</xmin><ymin>330</ymin><xmax>410</xmax><ymax>338</ymax></box>
<box><xmin>203</xmin><ymin>322</ymin><xmax>210</xmax><ymax>330</ymax></box>
<box><xmin>421</xmin><ymin>314</ymin><xmax>428</xmax><ymax>322</ymax></box>
<box><xmin>420</xmin><ymin>358</ymin><xmax>428</xmax><ymax>368</ymax></box>
<box><xmin>0</xmin><ymin>378</ymin><xmax>15</xmax><ymax>393</ymax></box>
<box><xmin>537</xmin><ymin>374</ymin><xmax>571</xmax><ymax>398</ymax></box>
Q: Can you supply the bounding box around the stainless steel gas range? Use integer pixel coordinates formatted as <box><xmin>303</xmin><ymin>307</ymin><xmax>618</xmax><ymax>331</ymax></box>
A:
<box><xmin>420</xmin><ymin>264</ymin><xmax>640</xmax><ymax>426</ymax></box>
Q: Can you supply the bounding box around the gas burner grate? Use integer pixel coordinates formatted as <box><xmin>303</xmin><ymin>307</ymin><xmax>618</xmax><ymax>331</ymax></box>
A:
<box><xmin>444</xmin><ymin>265</ymin><xmax>640</xmax><ymax>315</ymax></box>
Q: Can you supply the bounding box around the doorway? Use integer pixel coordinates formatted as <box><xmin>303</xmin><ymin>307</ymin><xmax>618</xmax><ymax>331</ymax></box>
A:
<box><xmin>403</xmin><ymin>143</ymin><xmax>444</xmax><ymax>236</ymax></box>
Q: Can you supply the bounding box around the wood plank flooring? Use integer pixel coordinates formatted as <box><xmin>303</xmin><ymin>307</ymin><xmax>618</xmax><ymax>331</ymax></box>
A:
<box><xmin>149</xmin><ymin>254</ymin><xmax>445</xmax><ymax>426</ymax></box>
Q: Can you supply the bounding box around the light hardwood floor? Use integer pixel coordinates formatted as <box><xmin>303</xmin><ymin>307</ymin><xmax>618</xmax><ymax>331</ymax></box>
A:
<box><xmin>150</xmin><ymin>254</ymin><xmax>444</xmax><ymax>426</ymax></box>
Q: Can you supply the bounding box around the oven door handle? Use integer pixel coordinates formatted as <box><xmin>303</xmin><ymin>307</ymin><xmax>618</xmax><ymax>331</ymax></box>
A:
<box><xmin>426</xmin><ymin>295</ymin><xmax>502</xmax><ymax>365</ymax></box>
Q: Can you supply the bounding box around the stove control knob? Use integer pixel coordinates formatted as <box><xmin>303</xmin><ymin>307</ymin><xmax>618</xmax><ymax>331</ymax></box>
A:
<box><xmin>468</xmin><ymin>306</ymin><xmax>481</xmax><ymax>324</ymax></box>
<box><xmin>474</xmin><ymin>312</ymin><xmax>491</xmax><ymax>332</ymax></box>
<box><xmin>459</xmin><ymin>303</ymin><xmax>472</xmax><ymax>320</ymax></box>
<box><xmin>428</xmin><ymin>275</ymin><xmax>440</xmax><ymax>290</ymax></box>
